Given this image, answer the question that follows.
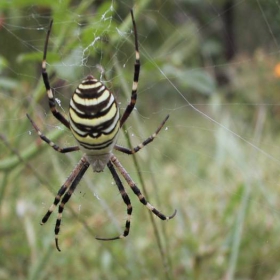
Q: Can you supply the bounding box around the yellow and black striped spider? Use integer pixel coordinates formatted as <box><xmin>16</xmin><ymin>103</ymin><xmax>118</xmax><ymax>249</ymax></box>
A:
<box><xmin>27</xmin><ymin>10</ymin><xmax>176</xmax><ymax>251</ymax></box>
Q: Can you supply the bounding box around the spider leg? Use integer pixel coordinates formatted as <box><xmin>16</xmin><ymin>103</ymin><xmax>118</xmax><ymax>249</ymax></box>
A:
<box><xmin>115</xmin><ymin>115</ymin><xmax>169</xmax><ymax>154</ymax></box>
<box><xmin>42</xmin><ymin>20</ymin><xmax>71</xmax><ymax>129</ymax></box>
<box><xmin>120</xmin><ymin>9</ymin><xmax>140</xmax><ymax>127</ymax></box>
<box><xmin>55</xmin><ymin>157</ymin><xmax>89</xmax><ymax>251</ymax></box>
<box><xmin>95</xmin><ymin>161</ymin><xmax>132</xmax><ymax>241</ymax></box>
<box><xmin>111</xmin><ymin>155</ymin><xmax>177</xmax><ymax>220</ymax></box>
<box><xmin>27</xmin><ymin>114</ymin><xmax>80</xmax><ymax>153</ymax></box>
<box><xmin>41</xmin><ymin>156</ymin><xmax>89</xmax><ymax>251</ymax></box>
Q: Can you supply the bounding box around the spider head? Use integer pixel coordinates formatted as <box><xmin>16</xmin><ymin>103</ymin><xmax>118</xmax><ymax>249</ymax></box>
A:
<box><xmin>85</xmin><ymin>153</ymin><xmax>111</xmax><ymax>172</ymax></box>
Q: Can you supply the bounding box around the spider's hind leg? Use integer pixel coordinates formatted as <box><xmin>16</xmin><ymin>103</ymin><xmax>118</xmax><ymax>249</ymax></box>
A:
<box><xmin>120</xmin><ymin>9</ymin><xmax>140</xmax><ymax>127</ymax></box>
<box><xmin>41</xmin><ymin>19</ymin><xmax>70</xmax><ymax>130</ymax></box>
<box><xmin>114</xmin><ymin>115</ymin><xmax>169</xmax><ymax>155</ymax></box>
<box><xmin>27</xmin><ymin>114</ymin><xmax>80</xmax><ymax>153</ymax></box>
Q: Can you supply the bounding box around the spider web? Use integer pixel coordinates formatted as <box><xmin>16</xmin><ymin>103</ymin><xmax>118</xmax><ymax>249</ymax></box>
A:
<box><xmin>1</xmin><ymin>0</ymin><xmax>280</xmax><ymax>279</ymax></box>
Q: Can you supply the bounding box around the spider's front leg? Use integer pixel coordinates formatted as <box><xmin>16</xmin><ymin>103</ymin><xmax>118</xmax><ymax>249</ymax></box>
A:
<box><xmin>111</xmin><ymin>155</ymin><xmax>177</xmax><ymax>221</ymax></box>
<box><xmin>95</xmin><ymin>161</ymin><xmax>133</xmax><ymax>241</ymax></box>
<box><xmin>41</xmin><ymin>156</ymin><xmax>89</xmax><ymax>251</ymax></box>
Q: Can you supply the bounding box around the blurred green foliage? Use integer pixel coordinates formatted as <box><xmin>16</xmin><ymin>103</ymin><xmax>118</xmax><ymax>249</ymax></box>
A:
<box><xmin>1</xmin><ymin>0</ymin><xmax>280</xmax><ymax>280</ymax></box>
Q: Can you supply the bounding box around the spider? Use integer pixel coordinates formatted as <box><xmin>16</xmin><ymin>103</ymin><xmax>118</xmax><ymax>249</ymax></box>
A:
<box><xmin>27</xmin><ymin>9</ymin><xmax>176</xmax><ymax>251</ymax></box>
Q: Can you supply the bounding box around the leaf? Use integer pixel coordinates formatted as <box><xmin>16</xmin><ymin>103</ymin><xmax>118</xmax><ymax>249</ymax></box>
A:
<box><xmin>163</xmin><ymin>65</ymin><xmax>216</xmax><ymax>96</ymax></box>
<box><xmin>0</xmin><ymin>78</ymin><xmax>17</xmax><ymax>90</ymax></box>
<box><xmin>17</xmin><ymin>52</ymin><xmax>60</xmax><ymax>63</ymax></box>
<box><xmin>0</xmin><ymin>56</ymin><xmax>9</xmax><ymax>72</ymax></box>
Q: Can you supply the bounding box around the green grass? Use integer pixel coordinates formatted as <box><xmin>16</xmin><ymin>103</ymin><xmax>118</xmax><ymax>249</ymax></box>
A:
<box><xmin>1</xmin><ymin>1</ymin><xmax>280</xmax><ymax>279</ymax></box>
<box><xmin>2</xmin><ymin>96</ymin><xmax>280</xmax><ymax>279</ymax></box>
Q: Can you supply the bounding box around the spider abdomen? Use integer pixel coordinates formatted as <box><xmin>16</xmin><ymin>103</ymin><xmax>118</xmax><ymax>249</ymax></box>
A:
<box><xmin>69</xmin><ymin>75</ymin><xmax>120</xmax><ymax>164</ymax></box>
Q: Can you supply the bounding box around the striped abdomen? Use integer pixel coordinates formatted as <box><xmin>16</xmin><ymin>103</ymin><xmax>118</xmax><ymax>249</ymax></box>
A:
<box><xmin>69</xmin><ymin>75</ymin><xmax>120</xmax><ymax>171</ymax></box>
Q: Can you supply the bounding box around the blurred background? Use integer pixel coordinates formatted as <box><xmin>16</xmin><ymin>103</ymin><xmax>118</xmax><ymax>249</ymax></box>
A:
<box><xmin>1</xmin><ymin>0</ymin><xmax>280</xmax><ymax>279</ymax></box>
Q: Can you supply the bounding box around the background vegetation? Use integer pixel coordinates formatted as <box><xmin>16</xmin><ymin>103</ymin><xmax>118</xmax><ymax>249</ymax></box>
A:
<box><xmin>1</xmin><ymin>0</ymin><xmax>280</xmax><ymax>279</ymax></box>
